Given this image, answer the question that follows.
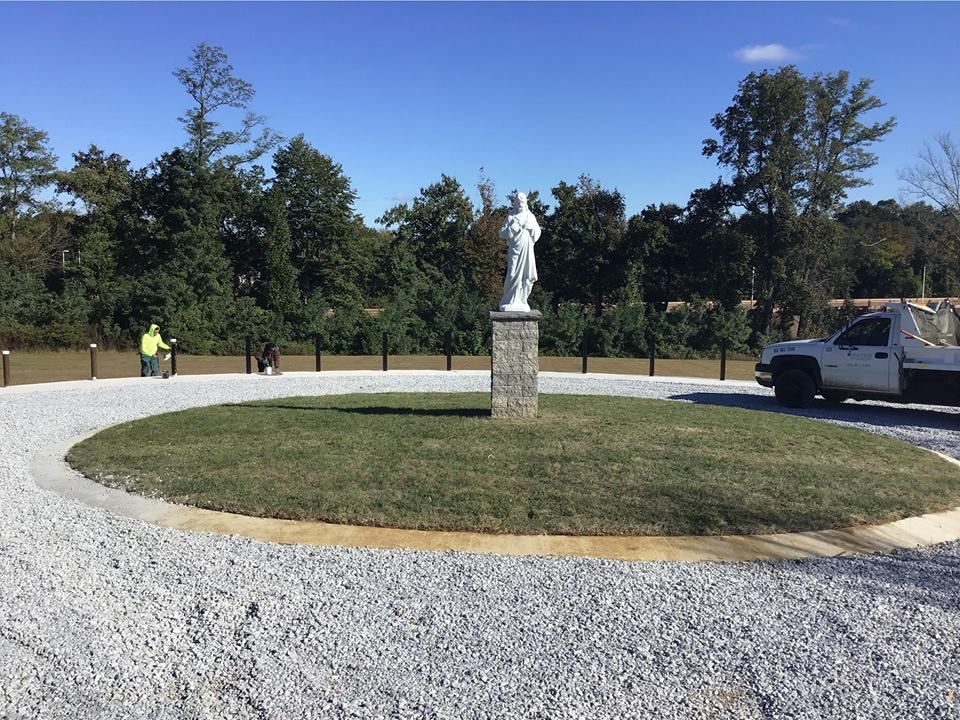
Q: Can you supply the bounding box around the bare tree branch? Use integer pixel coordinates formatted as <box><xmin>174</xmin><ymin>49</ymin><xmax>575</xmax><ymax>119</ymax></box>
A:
<box><xmin>899</xmin><ymin>133</ymin><xmax>960</xmax><ymax>225</ymax></box>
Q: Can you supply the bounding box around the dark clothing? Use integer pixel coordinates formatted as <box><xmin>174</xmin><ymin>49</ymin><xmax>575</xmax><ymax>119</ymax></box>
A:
<box><xmin>254</xmin><ymin>343</ymin><xmax>281</xmax><ymax>373</ymax></box>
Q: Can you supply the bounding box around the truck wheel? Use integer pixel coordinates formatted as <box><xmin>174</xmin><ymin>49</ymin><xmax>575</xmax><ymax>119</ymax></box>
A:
<box><xmin>774</xmin><ymin>369</ymin><xmax>816</xmax><ymax>408</ymax></box>
<box><xmin>821</xmin><ymin>390</ymin><xmax>848</xmax><ymax>403</ymax></box>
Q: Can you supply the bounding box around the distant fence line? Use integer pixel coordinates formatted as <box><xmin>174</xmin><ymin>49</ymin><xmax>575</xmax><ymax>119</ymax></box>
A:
<box><xmin>250</xmin><ymin>332</ymin><xmax>730</xmax><ymax>380</ymax></box>
<box><xmin>359</xmin><ymin>297</ymin><xmax>957</xmax><ymax>314</ymax></box>
<box><xmin>664</xmin><ymin>296</ymin><xmax>955</xmax><ymax>312</ymax></box>
<box><xmin>0</xmin><ymin>331</ymin><xmax>737</xmax><ymax>387</ymax></box>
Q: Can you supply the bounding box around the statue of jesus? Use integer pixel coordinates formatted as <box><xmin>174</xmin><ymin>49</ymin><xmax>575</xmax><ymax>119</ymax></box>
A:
<box><xmin>498</xmin><ymin>191</ymin><xmax>542</xmax><ymax>312</ymax></box>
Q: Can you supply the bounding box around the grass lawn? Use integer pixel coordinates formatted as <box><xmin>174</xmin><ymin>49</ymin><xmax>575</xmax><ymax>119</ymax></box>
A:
<box><xmin>1</xmin><ymin>350</ymin><xmax>755</xmax><ymax>385</ymax></box>
<box><xmin>67</xmin><ymin>393</ymin><xmax>960</xmax><ymax>536</ymax></box>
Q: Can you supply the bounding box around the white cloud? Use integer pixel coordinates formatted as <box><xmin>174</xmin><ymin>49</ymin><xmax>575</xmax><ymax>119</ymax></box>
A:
<box><xmin>734</xmin><ymin>44</ymin><xmax>802</xmax><ymax>63</ymax></box>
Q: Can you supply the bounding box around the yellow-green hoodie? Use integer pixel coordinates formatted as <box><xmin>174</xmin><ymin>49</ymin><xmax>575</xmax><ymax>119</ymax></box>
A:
<box><xmin>140</xmin><ymin>324</ymin><xmax>171</xmax><ymax>357</ymax></box>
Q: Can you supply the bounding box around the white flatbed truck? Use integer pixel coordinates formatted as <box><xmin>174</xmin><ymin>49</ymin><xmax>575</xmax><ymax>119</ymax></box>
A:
<box><xmin>755</xmin><ymin>301</ymin><xmax>960</xmax><ymax>408</ymax></box>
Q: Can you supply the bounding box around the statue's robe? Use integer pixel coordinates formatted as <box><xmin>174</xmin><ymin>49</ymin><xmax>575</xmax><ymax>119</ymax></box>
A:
<box><xmin>499</xmin><ymin>210</ymin><xmax>541</xmax><ymax>312</ymax></box>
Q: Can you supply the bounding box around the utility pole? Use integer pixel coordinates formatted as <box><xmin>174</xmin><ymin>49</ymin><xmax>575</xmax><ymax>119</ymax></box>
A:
<box><xmin>750</xmin><ymin>266</ymin><xmax>755</xmax><ymax>307</ymax></box>
<box><xmin>922</xmin><ymin>265</ymin><xmax>927</xmax><ymax>303</ymax></box>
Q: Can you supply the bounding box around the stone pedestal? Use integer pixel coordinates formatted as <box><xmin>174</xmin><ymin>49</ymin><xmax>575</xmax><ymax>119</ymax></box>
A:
<box><xmin>490</xmin><ymin>310</ymin><xmax>541</xmax><ymax>418</ymax></box>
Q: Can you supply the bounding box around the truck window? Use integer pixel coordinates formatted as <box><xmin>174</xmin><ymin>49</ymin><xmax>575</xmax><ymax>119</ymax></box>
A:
<box><xmin>835</xmin><ymin>317</ymin><xmax>891</xmax><ymax>347</ymax></box>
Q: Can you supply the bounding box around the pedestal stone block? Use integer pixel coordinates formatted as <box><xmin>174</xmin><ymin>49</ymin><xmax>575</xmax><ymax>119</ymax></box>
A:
<box><xmin>490</xmin><ymin>310</ymin><xmax>541</xmax><ymax>418</ymax></box>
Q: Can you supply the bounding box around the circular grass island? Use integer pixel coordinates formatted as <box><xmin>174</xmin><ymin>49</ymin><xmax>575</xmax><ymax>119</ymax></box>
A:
<box><xmin>67</xmin><ymin>393</ymin><xmax>960</xmax><ymax>537</ymax></box>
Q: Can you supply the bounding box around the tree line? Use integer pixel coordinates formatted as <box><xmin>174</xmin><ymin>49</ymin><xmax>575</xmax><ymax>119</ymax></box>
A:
<box><xmin>2</xmin><ymin>43</ymin><xmax>958</xmax><ymax>357</ymax></box>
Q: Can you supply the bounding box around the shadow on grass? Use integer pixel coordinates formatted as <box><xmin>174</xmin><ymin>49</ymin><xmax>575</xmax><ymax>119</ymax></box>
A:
<box><xmin>669</xmin><ymin>391</ymin><xmax>960</xmax><ymax>436</ymax></box>
<box><xmin>227</xmin><ymin>402</ymin><xmax>489</xmax><ymax>418</ymax></box>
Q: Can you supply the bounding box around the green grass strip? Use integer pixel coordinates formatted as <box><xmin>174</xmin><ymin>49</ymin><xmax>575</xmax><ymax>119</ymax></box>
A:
<box><xmin>67</xmin><ymin>393</ymin><xmax>960</xmax><ymax>536</ymax></box>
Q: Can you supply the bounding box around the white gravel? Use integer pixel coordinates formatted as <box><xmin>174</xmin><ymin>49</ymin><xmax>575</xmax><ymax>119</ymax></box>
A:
<box><xmin>1</xmin><ymin>371</ymin><xmax>959</xmax><ymax>719</ymax></box>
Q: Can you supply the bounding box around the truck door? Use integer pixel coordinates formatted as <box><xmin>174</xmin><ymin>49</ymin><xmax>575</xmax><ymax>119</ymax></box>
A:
<box><xmin>821</xmin><ymin>316</ymin><xmax>895</xmax><ymax>392</ymax></box>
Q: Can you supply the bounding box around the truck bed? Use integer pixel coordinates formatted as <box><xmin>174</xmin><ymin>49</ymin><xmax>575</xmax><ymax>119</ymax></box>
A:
<box><xmin>903</xmin><ymin>346</ymin><xmax>960</xmax><ymax>371</ymax></box>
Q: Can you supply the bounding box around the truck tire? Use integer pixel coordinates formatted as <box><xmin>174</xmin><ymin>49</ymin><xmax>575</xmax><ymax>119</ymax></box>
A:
<box><xmin>774</xmin><ymin>369</ymin><xmax>816</xmax><ymax>408</ymax></box>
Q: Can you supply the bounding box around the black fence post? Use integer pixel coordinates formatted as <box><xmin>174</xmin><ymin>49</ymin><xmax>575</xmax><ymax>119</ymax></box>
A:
<box><xmin>89</xmin><ymin>343</ymin><xmax>98</xmax><ymax>380</ymax></box>
<box><xmin>382</xmin><ymin>332</ymin><xmax>388</xmax><ymax>372</ymax></box>
<box><xmin>245</xmin><ymin>335</ymin><xmax>252</xmax><ymax>374</ymax></box>
<box><xmin>170</xmin><ymin>338</ymin><xmax>178</xmax><ymax>376</ymax></box>
<box><xmin>581</xmin><ymin>332</ymin><xmax>589</xmax><ymax>374</ymax></box>
<box><xmin>720</xmin><ymin>340</ymin><xmax>727</xmax><ymax>381</ymax></box>
<box><xmin>1</xmin><ymin>350</ymin><xmax>9</xmax><ymax>388</ymax></box>
<box><xmin>445</xmin><ymin>330</ymin><xmax>452</xmax><ymax>371</ymax></box>
<box><xmin>315</xmin><ymin>336</ymin><xmax>322</xmax><ymax>372</ymax></box>
<box><xmin>648</xmin><ymin>336</ymin><xmax>656</xmax><ymax>377</ymax></box>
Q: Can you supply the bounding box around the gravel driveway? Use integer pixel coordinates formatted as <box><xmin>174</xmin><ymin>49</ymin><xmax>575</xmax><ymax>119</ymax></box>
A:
<box><xmin>1</xmin><ymin>372</ymin><xmax>958</xmax><ymax>719</ymax></box>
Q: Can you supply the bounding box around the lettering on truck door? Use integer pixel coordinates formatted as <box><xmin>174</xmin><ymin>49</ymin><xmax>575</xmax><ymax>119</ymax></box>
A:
<box><xmin>821</xmin><ymin>316</ymin><xmax>895</xmax><ymax>392</ymax></box>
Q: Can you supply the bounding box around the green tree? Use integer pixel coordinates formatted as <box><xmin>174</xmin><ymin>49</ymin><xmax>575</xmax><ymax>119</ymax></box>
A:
<box><xmin>218</xmin><ymin>164</ymin><xmax>268</xmax><ymax>298</ymax></box>
<box><xmin>836</xmin><ymin>199</ymin><xmax>918</xmax><ymax>298</ymax></box>
<box><xmin>0</xmin><ymin>263</ymin><xmax>50</xmax><ymax>334</ymax></box>
<box><xmin>174</xmin><ymin>42</ymin><xmax>281</xmax><ymax>168</ymax></box>
<box><xmin>540</xmin><ymin>176</ymin><xmax>627</xmax><ymax>316</ymax></box>
<box><xmin>56</xmin><ymin>145</ymin><xmax>135</xmax><ymax>341</ymax></box>
<box><xmin>901</xmin><ymin>202</ymin><xmax>960</xmax><ymax>297</ymax></box>
<box><xmin>271</xmin><ymin>135</ymin><xmax>363</xmax><ymax>306</ymax></box>
<box><xmin>0</xmin><ymin>112</ymin><xmax>58</xmax><ymax>255</ymax></box>
<box><xmin>126</xmin><ymin>150</ymin><xmax>235</xmax><ymax>351</ymax></box>
<box><xmin>703</xmin><ymin>66</ymin><xmax>895</xmax><ymax>337</ymax></box>
<box><xmin>378</xmin><ymin>175</ymin><xmax>474</xmax><ymax>300</ymax></box>
<box><xmin>836</xmin><ymin>199</ymin><xmax>959</xmax><ymax>298</ymax></box>
<box><xmin>261</xmin><ymin>188</ymin><xmax>299</xmax><ymax>319</ymax></box>
<box><xmin>352</xmin><ymin>222</ymin><xmax>393</xmax><ymax>304</ymax></box>
<box><xmin>681</xmin><ymin>184</ymin><xmax>752</xmax><ymax>309</ymax></box>
<box><xmin>461</xmin><ymin>170</ymin><xmax>506</xmax><ymax>302</ymax></box>
<box><xmin>378</xmin><ymin>174</ymin><xmax>475</xmax><ymax>287</ymax></box>
<box><xmin>623</xmin><ymin>203</ymin><xmax>684</xmax><ymax>310</ymax></box>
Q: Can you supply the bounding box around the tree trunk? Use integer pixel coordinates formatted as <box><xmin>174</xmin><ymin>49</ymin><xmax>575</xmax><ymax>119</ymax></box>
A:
<box><xmin>758</xmin><ymin>285</ymin><xmax>778</xmax><ymax>337</ymax></box>
<box><xmin>756</xmin><ymin>202</ymin><xmax>778</xmax><ymax>336</ymax></box>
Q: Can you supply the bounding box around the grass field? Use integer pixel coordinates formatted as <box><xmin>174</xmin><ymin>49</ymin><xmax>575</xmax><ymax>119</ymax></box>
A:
<box><xmin>67</xmin><ymin>392</ymin><xmax>960</xmax><ymax>536</ymax></box>
<box><xmin>0</xmin><ymin>350</ymin><xmax>755</xmax><ymax>386</ymax></box>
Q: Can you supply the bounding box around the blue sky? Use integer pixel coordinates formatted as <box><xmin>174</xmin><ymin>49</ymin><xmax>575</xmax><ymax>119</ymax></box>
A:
<box><xmin>3</xmin><ymin>2</ymin><xmax>958</xmax><ymax>224</ymax></box>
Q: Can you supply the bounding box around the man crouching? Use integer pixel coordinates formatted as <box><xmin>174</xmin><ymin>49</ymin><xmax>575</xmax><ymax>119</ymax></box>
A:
<box><xmin>255</xmin><ymin>341</ymin><xmax>281</xmax><ymax>374</ymax></box>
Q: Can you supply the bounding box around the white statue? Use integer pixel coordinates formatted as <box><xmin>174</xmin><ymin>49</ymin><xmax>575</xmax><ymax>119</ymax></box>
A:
<box><xmin>498</xmin><ymin>190</ymin><xmax>541</xmax><ymax>312</ymax></box>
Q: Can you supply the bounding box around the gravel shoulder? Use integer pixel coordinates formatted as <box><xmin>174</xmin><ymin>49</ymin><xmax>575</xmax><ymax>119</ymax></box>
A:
<box><xmin>2</xmin><ymin>372</ymin><xmax>959</xmax><ymax>719</ymax></box>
